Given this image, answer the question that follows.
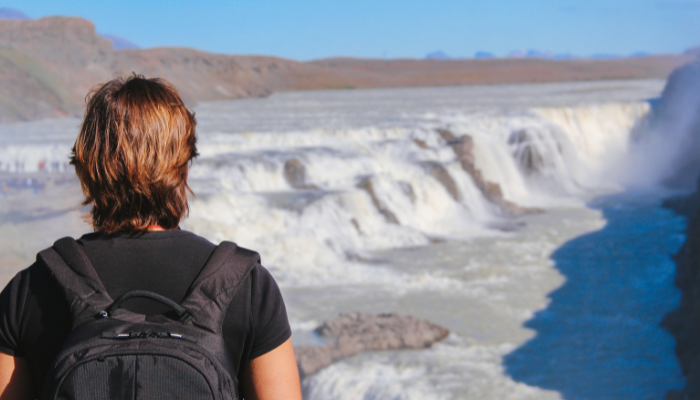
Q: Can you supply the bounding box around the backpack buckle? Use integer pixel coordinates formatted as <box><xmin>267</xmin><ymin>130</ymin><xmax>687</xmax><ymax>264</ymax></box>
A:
<box><xmin>178</xmin><ymin>312</ymin><xmax>193</xmax><ymax>324</ymax></box>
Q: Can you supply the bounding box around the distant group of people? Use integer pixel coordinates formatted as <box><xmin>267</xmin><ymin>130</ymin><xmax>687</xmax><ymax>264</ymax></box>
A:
<box><xmin>0</xmin><ymin>160</ymin><xmax>72</xmax><ymax>173</ymax></box>
<box><xmin>34</xmin><ymin>160</ymin><xmax>70</xmax><ymax>173</ymax></box>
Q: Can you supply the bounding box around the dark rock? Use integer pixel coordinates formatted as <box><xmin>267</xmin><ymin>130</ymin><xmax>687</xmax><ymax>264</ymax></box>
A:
<box><xmin>421</xmin><ymin>161</ymin><xmax>460</xmax><ymax>201</ymax></box>
<box><xmin>284</xmin><ymin>159</ymin><xmax>306</xmax><ymax>188</ymax></box>
<box><xmin>350</xmin><ymin>218</ymin><xmax>361</xmax><ymax>234</ymax></box>
<box><xmin>663</xmin><ymin>192</ymin><xmax>700</xmax><ymax>219</ymax></box>
<box><xmin>295</xmin><ymin>312</ymin><xmax>449</xmax><ymax>378</ymax></box>
<box><xmin>413</xmin><ymin>139</ymin><xmax>429</xmax><ymax>149</ymax></box>
<box><xmin>508</xmin><ymin>129</ymin><xmax>547</xmax><ymax>175</ymax></box>
<box><xmin>283</xmin><ymin>159</ymin><xmax>318</xmax><ymax>190</ymax></box>
<box><xmin>356</xmin><ymin>178</ymin><xmax>399</xmax><ymax>224</ymax></box>
<box><xmin>662</xmin><ymin>157</ymin><xmax>700</xmax><ymax>399</ymax></box>
<box><xmin>437</xmin><ymin>128</ymin><xmax>541</xmax><ymax>216</ymax></box>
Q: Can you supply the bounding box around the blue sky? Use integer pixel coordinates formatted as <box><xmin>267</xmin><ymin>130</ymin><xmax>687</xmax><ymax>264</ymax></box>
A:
<box><xmin>2</xmin><ymin>0</ymin><xmax>698</xmax><ymax>60</ymax></box>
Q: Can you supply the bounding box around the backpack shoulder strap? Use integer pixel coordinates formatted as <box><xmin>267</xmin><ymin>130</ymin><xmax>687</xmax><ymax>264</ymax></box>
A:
<box><xmin>181</xmin><ymin>241</ymin><xmax>259</xmax><ymax>334</ymax></box>
<box><xmin>37</xmin><ymin>237</ymin><xmax>114</xmax><ymax>329</ymax></box>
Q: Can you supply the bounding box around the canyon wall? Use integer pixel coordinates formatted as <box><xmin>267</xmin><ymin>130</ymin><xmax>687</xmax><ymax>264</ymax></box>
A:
<box><xmin>659</xmin><ymin>59</ymin><xmax>700</xmax><ymax>399</ymax></box>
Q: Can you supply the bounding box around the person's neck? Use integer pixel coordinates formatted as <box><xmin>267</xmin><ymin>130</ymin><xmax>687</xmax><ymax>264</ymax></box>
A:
<box><xmin>147</xmin><ymin>225</ymin><xmax>167</xmax><ymax>232</ymax></box>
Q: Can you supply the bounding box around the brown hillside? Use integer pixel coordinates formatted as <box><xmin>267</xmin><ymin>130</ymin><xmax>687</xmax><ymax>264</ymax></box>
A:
<box><xmin>0</xmin><ymin>16</ymin><xmax>695</xmax><ymax>122</ymax></box>
<box><xmin>0</xmin><ymin>17</ymin><xmax>351</xmax><ymax>120</ymax></box>
<box><xmin>310</xmin><ymin>56</ymin><xmax>693</xmax><ymax>87</ymax></box>
<box><xmin>0</xmin><ymin>47</ymin><xmax>75</xmax><ymax>120</ymax></box>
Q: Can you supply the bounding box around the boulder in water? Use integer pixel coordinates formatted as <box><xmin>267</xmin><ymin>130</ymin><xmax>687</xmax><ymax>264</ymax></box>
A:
<box><xmin>284</xmin><ymin>159</ymin><xmax>318</xmax><ymax>189</ymax></box>
<box><xmin>295</xmin><ymin>312</ymin><xmax>449</xmax><ymax>378</ymax></box>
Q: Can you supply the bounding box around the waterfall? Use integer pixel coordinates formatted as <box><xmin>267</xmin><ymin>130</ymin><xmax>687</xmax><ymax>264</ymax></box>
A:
<box><xmin>181</xmin><ymin>101</ymin><xmax>650</xmax><ymax>287</ymax></box>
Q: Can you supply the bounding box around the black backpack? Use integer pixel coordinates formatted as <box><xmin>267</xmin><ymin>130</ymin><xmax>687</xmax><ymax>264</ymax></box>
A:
<box><xmin>37</xmin><ymin>237</ymin><xmax>260</xmax><ymax>400</ymax></box>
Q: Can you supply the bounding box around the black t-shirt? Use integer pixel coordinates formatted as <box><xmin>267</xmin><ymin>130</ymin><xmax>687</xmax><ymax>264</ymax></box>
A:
<box><xmin>0</xmin><ymin>230</ymin><xmax>291</xmax><ymax>396</ymax></box>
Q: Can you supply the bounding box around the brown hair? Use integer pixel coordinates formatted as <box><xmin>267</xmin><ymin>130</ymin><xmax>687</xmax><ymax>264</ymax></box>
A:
<box><xmin>71</xmin><ymin>74</ymin><xmax>198</xmax><ymax>233</ymax></box>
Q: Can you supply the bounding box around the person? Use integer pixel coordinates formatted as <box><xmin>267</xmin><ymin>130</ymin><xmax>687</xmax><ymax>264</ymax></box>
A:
<box><xmin>0</xmin><ymin>75</ymin><xmax>302</xmax><ymax>400</ymax></box>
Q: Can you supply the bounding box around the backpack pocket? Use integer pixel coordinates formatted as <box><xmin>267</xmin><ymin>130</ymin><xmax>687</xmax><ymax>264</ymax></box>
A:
<box><xmin>57</xmin><ymin>354</ymin><xmax>214</xmax><ymax>400</ymax></box>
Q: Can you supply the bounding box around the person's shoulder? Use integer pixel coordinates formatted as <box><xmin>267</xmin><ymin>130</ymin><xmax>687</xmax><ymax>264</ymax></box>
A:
<box><xmin>28</xmin><ymin>239</ymin><xmax>80</xmax><ymax>287</ymax></box>
<box><xmin>223</xmin><ymin>244</ymin><xmax>265</xmax><ymax>278</ymax></box>
<box><xmin>3</xmin><ymin>263</ymin><xmax>35</xmax><ymax>294</ymax></box>
<box><xmin>212</xmin><ymin>242</ymin><xmax>274</xmax><ymax>290</ymax></box>
<box><xmin>247</xmin><ymin>261</ymin><xmax>284</xmax><ymax>300</ymax></box>
<box><xmin>250</xmin><ymin>263</ymin><xmax>274</xmax><ymax>282</ymax></box>
<box><xmin>175</xmin><ymin>230</ymin><xmax>217</xmax><ymax>248</ymax></box>
<box><xmin>1</xmin><ymin>257</ymin><xmax>59</xmax><ymax>312</ymax></box>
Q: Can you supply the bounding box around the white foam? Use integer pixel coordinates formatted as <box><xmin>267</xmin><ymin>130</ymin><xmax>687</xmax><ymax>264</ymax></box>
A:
<box><xmin>303</xmin><ymin>340</ymin><xmax>562</xmax><ymax>400</ymax></box>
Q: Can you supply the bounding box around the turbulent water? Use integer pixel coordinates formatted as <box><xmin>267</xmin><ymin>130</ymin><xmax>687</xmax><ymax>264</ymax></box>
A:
<box><xmin>0</xmin><ymin>79</ymin><xmax>686</xmax><ymax>399</ymax></box>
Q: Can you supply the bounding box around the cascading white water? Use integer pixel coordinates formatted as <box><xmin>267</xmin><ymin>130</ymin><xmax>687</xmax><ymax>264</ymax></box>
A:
<box><xmin>182</xmin><ymin>96</ymin><xmax>651</xmax><ymax>288</ymax></box>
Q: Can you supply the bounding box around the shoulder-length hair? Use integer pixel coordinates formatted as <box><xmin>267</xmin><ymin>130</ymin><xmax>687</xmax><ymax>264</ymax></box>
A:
<box><xmin>71</xmin><ymin>74</ymin><xmax>198</xmax><ymax>233</ymax></box>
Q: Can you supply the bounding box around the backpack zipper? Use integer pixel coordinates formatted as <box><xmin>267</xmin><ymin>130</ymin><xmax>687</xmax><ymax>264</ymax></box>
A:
<box><xmin>101</xmin><ymin>331</ymin><xmax>198</xmax><ymax>343</ymax></box>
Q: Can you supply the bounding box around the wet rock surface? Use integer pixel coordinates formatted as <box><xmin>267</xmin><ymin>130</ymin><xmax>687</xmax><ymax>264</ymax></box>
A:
<box><xmin>356</xmin><ymin>178</ymin><xmax>400</xmax><ymax>224</ymax></box>
<box><xmin>295</xmin><ymin>312</ymin><xmax>449</xmax><ymax>378</ymax></box>
<box><xmin>664</xmin><ymin>193</ymin><xmax>700</xmax><ymax>399</ymax></box>
<box><xmin>508</xmin><ymin>129</ymin><xmax>549</xmax><ymax>176</ymax></box>
<box><xmin>421</xmin><ymin>161</ymin><xmax>460</xmax><ymax>201</ymax></box>
<box><xmin>437</xmin><ymin>128</ymin><xmax>541</xmax><ymax>216</ymax></box>
<box><xmin>663</xmin><ymin>175</ymin><xmax>700</xmax><ymax>400</ymax></box>
<box><xmin>283</xmin><ymin>159</ymin><xmax>318</xmax><ymax>190</ymax></box>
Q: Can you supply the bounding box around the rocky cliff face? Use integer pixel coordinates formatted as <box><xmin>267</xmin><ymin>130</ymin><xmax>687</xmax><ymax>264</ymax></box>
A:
<box><xmin>664</xmin><ymin>185</ymin><xmax>700</xmax><ymax>399</ymax></box>
<box><xmin>659</xmin><ymin>60</ymin><xmax>700</xmax><ymax>400</ymax></box>
<box><xmin>651</xmin><ymin>60</ymin><xmax>700</xmax><ymax>188</ymax></box>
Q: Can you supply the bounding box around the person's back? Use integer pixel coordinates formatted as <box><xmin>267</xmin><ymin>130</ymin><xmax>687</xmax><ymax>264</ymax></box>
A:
<box><xmin>0</xmin><ymin>75</ymin><xmax>302</xmax><ymax>400</ymax></box>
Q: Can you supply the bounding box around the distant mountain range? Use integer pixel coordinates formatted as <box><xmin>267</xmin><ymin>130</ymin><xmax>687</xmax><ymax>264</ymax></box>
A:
<box><xmin>99</xmin><ymin>34</ymin><xmax>139</xmax><ymax>50</ymax></box>
<box><xmin>0</xmin><ymin>7</ymin><xmax>29</xmax><ymax>20</ymax></box>
<box><xmin>425</xmin><ymin>51</ymin><xmax>450</xmax><ymax>60</ymax></box>
<box><xmin>425</xmin><ymin>49</ymin><xmax>663</xmax><ymax>60</ymax></box>
<box><xmin>0</xmin><ymin>11</ymin><xmax>694</xmax><ymax>122</ymax></box>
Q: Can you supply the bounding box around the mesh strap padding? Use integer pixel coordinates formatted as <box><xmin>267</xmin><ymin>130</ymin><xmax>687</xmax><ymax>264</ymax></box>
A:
<box><xmin>181</xmin><ymin>241</ymin><xmax>259</xmax><ymax>334</ymax></box>
<box><xmin>38</xmin><ymin>237</ymin><xmax>114</xmax><ymax>328</ymax></box>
